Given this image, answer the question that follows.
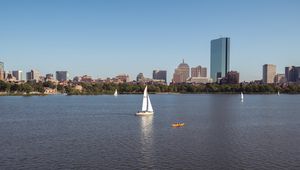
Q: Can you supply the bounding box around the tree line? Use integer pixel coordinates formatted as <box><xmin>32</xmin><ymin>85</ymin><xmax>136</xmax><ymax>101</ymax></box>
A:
<box><xmin>1</xmin><ymin>80</ymin><xmax>300</xmax><ymax>95</ymax></box>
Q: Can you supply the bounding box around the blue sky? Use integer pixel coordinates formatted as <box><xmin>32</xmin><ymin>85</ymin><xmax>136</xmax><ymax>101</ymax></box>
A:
<box><xmin>0</xmin><ymin>0</ymin><xmax>300</xmax><ymax>82</ymax></box>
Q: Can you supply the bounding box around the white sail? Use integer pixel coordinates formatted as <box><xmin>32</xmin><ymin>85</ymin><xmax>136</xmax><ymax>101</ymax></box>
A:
<box><xmin>147</xmin><ymin>95</ymin><xmax>153</xmax><ymax>112</ymax></box>
<box><xmin>136</xmin><ymin>86</ymin><xmax>154</xmax><ymax>116</ymax></box>
<box><xmin>142</xmin><ymin>86</ymin><xmax>148</xmax><ymax>111</ymax></box>
<box><xmin>278</xmin><ymin>91</ymin><xmax>280</xmax><ymax>96</ymax></box>
<box><xmin>241</xmin><ymin>92</ymin><xmax>244</xmax><ymax>100</ymax></box>
<box><xmin>114</xmin><ymin>89</ymin><xmax>118</xmax><ymax>96</ymax></box>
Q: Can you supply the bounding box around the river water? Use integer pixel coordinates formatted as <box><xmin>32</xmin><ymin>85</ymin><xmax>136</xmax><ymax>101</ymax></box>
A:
<box><xmin>0</xmin><ymin>94</ymin><xmax>299</xmax><ymax>169</ymax></box>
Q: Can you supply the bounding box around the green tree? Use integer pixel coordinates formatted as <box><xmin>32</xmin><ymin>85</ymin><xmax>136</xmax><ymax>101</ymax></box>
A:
<box><xmin>0</xmin><ymin>81</ymin><xmax>10</xmax><ymax>92</ymax></box>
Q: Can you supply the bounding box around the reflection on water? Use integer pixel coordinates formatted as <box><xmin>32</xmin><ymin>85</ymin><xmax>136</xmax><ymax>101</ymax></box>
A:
<box><xmin>138</xmin><ymin>115</ymin><xmax>154</xmax><ymax>167</ymax></box>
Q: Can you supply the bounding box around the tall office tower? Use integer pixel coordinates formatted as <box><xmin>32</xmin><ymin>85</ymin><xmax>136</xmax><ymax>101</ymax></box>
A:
<box><xmin>210</xmin><ymin>37</ymin><xmax>230</xmax><ymax>82</ymax></box>
<box><xmin>172</xmin><ymin>60</ymin><xmax>190</xmax><ymax>83</ymax></box>
<box><xmin>153</xmin><ymin>70</ymin><xmax>167</xmax><ymax>83</ymax></box>
<box><xmin>0</xmin><ymin>61</ymin><xmax>4</xmax><ymax>80</ymax></box>
<box><xmin>263</xmin><ymin>64</ymin><xmax>276</xmax><ymax>84</ymax></box>
<box><xmin>26</xmin><ymin>70</ymin><xmax>40</xmax><ymax>81</ymax></box>
<box><xmin>191</xmin><ymin>66</ymin><xmax>207</xmax><ymax>77</ymax></box>
<box><xmin>12</xmin><ymin>70</ymin><xmax>23</xmax><ymax>81</ymax></box>
<box><xmin>56</xmin><ymin>71</ymin><xmax>69</xmax><ymax>82</ymax></box>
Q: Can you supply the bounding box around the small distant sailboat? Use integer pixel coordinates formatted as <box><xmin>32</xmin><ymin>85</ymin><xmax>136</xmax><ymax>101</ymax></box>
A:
<box><xmin>114</xmin><ymin>89</ymin><xmax>118</xmax><ymax>96</ymax></box>
<box><xmin>277</xmin><ymin>91</ymin><xmax>280</xmax><ymax>96</ymax></box>
<box><xmin>241</xmin><ymin>92</ymin><xmax>244</xmax><ymax>102</ymax></box>
<box><xmin>136</xmin><ymin>86</ymin><xmax>154</xmax><ymax>116</ymax></box>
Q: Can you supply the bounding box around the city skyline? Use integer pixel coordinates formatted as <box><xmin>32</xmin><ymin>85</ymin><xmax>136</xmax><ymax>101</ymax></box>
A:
<box><xmin>1</xmin><ymin>0</ymin><xmax>300</xmax><ymax>81</ymax></box>
<box><xmin>0</xmin><ymin>55</ymin><xmax>299</xmax><ymax>83</ymax></box>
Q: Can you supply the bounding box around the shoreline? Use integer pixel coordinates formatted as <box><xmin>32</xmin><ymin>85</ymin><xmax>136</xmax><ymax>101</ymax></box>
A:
<box><xmin>1</xmin><ymin>92</ymin><xmax>299</xmax><ymax>96</ymax></box>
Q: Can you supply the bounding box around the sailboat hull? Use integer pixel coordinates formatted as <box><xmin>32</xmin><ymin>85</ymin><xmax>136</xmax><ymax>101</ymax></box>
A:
<box><xmin>135</xmin><ymin>111</ymin><xmax>154</xmax><ymax>116</ymax></box>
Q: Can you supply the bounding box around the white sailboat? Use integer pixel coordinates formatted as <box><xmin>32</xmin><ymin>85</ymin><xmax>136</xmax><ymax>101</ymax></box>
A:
<box><xmin>136</xmin><ymin>86</ymin><xmax>154</xmax><ymax>116</ymax></box>
<box><xmin>277</xmin><ymin>91</ymin><xmax>280</xmax><ymax>96</ymax></box>
<box><xmin>114</xmin><ymin>89</ymin><xmax>118</xmax><ymax>96</ymax></box>
<box><xmin>241</xmin><ymin>92</ymin><xmax>244</xmax><ymax>102</ymax></box>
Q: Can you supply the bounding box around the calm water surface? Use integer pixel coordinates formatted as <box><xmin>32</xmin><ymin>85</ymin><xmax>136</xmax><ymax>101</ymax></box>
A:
<box><xmin>0</xmin><ymin>94</ymin><xmax>300</xmax><ymax>169</ymax></box>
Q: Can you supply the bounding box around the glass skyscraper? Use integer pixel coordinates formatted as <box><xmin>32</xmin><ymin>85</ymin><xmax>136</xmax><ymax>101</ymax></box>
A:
<box><xmin>210</xmin><ymin>37</ymin><xmax>230</xmax><ymax>82</ymax></box>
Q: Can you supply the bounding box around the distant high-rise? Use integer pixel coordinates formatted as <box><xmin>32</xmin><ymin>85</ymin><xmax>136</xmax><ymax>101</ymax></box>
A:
<box><xmin>0</xmin><ymin>61</ymin><xmax>4</xmax><ymax>80</ymax></box>
<box><xmin>153</xmin><ymin>70</ymin><xmax>167</xmax><ymax>83</ymax></box>
<box><xmin>173</xmin><ymin>60</ymin><xmax>190</xmax><ymax>83</ymax></box>
<box><xmin>56</xmin><ymin>71</ymin><xmax>69</xmax><ymax>82</ymax></box>
<box><xmin>191</xmin><ymin>66</ymin><xmax>207</xmax><ymax>78</ymax></box>
<box><xmin>26</xmin><ymin>70</ymin><xmax>40</xmax><ymax>82</ymax></box>
<box><xmin>285</xmin><ymin>66</ymin><xmax>300</xmax><ymax>82</ymax></box>
<box><xmin>136</xmin><ymin>73</ymin><xmax>145</xmax><ymax>82</ymax></box>
<box><xmin>263</xmin><ymin>64</ymin><xmax>276</xmax><ymax>84</ymax></box>
<box><xmin>12</xmin><ymin>70</ymin><xmax>23</xmax><ymax>81</ymax></box>
<box><xmin>26</xmin><ymin>72</ymin><xmax>32</xmax><ymax>81</ymax></box>
<box><xmin>210</xmin><ymin>37</ymin><xmax>230</xmax><ymax>82</ymax></box>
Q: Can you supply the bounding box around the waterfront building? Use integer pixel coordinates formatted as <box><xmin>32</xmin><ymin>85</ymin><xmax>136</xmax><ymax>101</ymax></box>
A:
<box><xmin>46</xmin><ymin>74</ymin><xmax>54</xmax><ymax>79</ymax></box>
<box><xmin>12</xmin><ymin>70</ymin><xmax>23</xmax><ymax>81</ymax></box>
<box><xmin>274</xmin><ymin>74</ymin><xmax>286</xmax><ymax>84</ymax></box>
<box><xmin>73</xmin><ymin>76</ymin><xmax>82</xmax><ymax>83</ymax></box>
<box><xmin>5</xmin><ymin>72</ymin><xmax>17</xmax><ymax>82</ymax></box>
<box><xmin>26</xmin><ymin>70</ymin><xmax>40</xmax><ymax>82</ymax></box>
<box><xmin>116</xmin><ymin>74</ymin><xmax>130</xmax><ymax>83</ymax></box>
<box><xmin>0</xmin><ymin>61</ymin><xmax>4</xmax><ymax>80</ymax></box>
<box><xmin>172</xmin><ymin>60</ymin><xmax>190</xmax><ymax>83</ymax></box>
<box><xmin>263</xmin><ymin>64</ymin><xmax>276</xmax><ymax>84</ymax></box>
<box><xmin>191</xmin><ymin>66</ymin><xmax>207</xmax><ymax>78</ymax></box>
<box><xmin>81</xmin><ymin>75</ymin><xmax>94</xmax><ymax>83</ymax></box>
<box><xmin>153</xmin><ymin>70</ymin><xmax>167</xmax><ymax>83</ymax></box>
<box><xmin>151</xmin><ymin>79</ymin><xmax>167</xmax><ymax>85</ymax></box>
<box><xmin>285</xmin><ymin>66</ymin><xmax>300</xmax><ymax>82</ymax></box>
<box><xmin>136</xmin><ymin>73</ymin><xmax>145</xmax><ymax>82</ymax></box>
<box><xmin>186</xmin><ymin>77</ymin><xmax>212</xmax><ymax>84</ymax></box>
<box><xmin>210</xmin><ymin>37</ymin><xmax>230</xmax><ymax>82</ymax></box>
<box><xmin>56</xmin><ymin>71</ymin><xmax>69</xmax><ymax>82</ymax></box>
<box><xmin>45</xmin><ymin>74</ymin><xmax>58</xmax><ymax>83</ymax></box>
<box><xmin>220</xmin><ymin>71</ymin><xmax>240</xmax><ymax>84</ymax></box>
<box><xmin>26</xmin><ymin>72</ymin><xmax>32</xmax><ymax>81</ymax></box>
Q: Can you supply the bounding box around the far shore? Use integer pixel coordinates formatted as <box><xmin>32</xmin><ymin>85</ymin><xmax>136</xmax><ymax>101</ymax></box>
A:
<box><xmin>1</xmin><ymin>92</ymin><xmax>299</xmax><ymax>97</ymax></box>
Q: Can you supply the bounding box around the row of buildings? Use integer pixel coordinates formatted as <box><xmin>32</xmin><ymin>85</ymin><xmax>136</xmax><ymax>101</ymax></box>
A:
<box><xmin>1</xmin><ymin>37</ymin><xmax>299</xmax><ymax>85</ymax></box>
<box><xmin>263</xmin><ymin>64</ymin><xmax>300</xmax><ymax>84</ymax></box>
<box><xmin>0</xmin><ymin>65</ymin><xmax>69</xmax><ymax>83</ymax></box>
<box><xmin>171</xmin><ymin>37</ymin><xmax>300</xmax><ymax>85</ymax></box>
<box><xmin>172</xmin><ymin>60</ymin><xmax>212</xmax><ymax>84</ymax></box>
<box><xmin>136</xmin><ymin>70</ymin><xmax>167</xmax><ymax>84</ymax></box>
<box><xmin>1</xmin><ymin>60</ymin><xmax>168</xmax><ymax>85</ymax></box>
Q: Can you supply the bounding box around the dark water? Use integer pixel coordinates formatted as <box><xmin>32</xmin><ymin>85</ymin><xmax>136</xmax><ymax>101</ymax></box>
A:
<box><xmin>0</xmin><ymin>94</ymin><xmax>300</xmax><ymax>169</ymax></box>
